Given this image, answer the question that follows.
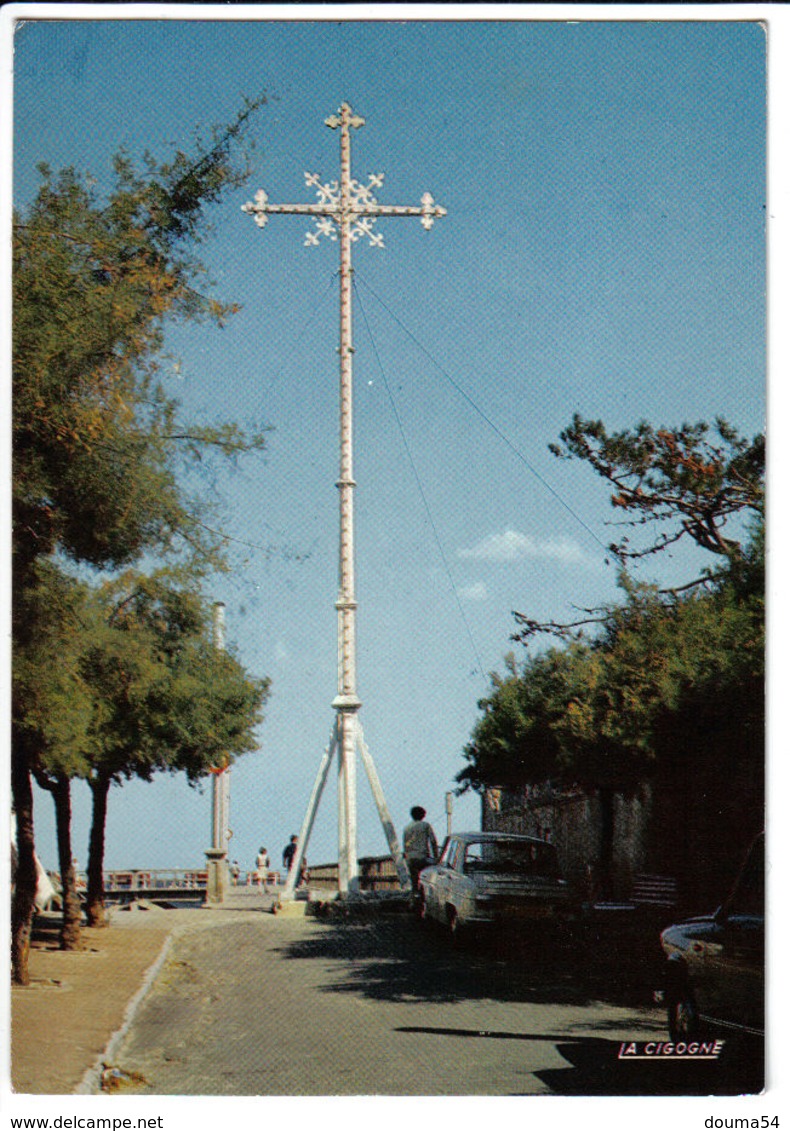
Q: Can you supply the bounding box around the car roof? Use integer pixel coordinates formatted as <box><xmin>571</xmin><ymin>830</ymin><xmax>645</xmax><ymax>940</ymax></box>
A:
<box><xmin>448</xmin><ymin>832</ymin><xmax>554</xmax><ymax>847</ymax></box>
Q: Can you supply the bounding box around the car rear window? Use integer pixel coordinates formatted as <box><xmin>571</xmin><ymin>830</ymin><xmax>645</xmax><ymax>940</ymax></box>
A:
<box><xmin>465</xmin><ymin>840</ymin><xmax>560</xmax><ymax>877</ymax></box>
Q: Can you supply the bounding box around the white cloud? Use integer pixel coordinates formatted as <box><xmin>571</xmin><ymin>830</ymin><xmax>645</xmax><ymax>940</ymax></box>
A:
<box><xmin>458</xmin><ymin>581</ymin><xmax>488</xmax><ymax>602</ymax></box>
<box><xmin>459</xmin><ymin>529</ymin><xmax>586</xmax><ymax>565</ymax></box>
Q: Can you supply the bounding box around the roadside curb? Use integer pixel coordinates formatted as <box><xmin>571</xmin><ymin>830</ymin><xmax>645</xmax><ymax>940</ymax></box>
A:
<box><xmin>74</xmin><ymin>931</ymin><xmax>176</xmax><ymax>1095</ymax></box>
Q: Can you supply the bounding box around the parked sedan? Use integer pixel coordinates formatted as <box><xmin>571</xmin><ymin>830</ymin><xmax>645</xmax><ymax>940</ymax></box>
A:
<box><xmin>659</xmin><ymin>833</ymin><xmax>764</xmax><ymax>1041</ymax></box>
<box><xmin>417</xmin><ymin>831</ymin><xmax>573</xmax><ymax>942</ymax></box>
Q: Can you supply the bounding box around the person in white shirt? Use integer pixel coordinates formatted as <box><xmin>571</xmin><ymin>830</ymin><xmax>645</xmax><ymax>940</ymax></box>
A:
<box><xmin>255</xmin><ymin>847</ymin><xmax>270</xmax><ymax>893</ymax></box>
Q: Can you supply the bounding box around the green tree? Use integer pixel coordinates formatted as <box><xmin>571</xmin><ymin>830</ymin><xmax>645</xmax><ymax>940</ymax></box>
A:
<box><xmin>13</xmin><ymin>562</ymin><xmax>92</xmax><ymax>953</ymax></box>
<box><xmin>13</xmin><ymin>100</ymin><xmax>267</xmax><ymax>584</ymax></box>
<box><xmin>12</xmin><ymin>97</ymin><xmax>267</xmax><ymax>983</ymax></box>
<box><xmin>79</xmin><ymin>574</ymin><xmax>268</xmax><ymax>926</ymax></box>
<box><xmin>549</xmin><ymin>416</ymin><xmax>764</xmax><ymax>574</ymax></box>
<box><xmin>459</xmin><ymin>417</ymin><xmax>764</xmax><ymax>895</ymax></box>
<box><xmin>459</xmin><ymin>547</ymin><xmax>764</xmax><ymax>895</ymax></box>
<box><xmin>460</xmin><ymin>537</ymin><xmax>764</xmax><ymax>794</ymax></box>
<box><xmin>457</xmin><ymin>649</ymin><xmax>578</xmax><ymax>794</ymax></box>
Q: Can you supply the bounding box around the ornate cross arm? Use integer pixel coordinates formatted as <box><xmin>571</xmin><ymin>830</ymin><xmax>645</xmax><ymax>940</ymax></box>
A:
<box><xmin>362</xmin><ymin>194</ymin><xmax>447</xmax><ymax>230</ymax></box>
<box><xmin>242</xmin><ymin>104</ymin><xmax>446</xmax><ymax>249</ymax></box>
<box><xmin>241</xmin><ymin>188</ymin><xmax>332</xmax><ymax>228</ymax></box>
<box><xmin>242</xmin><ymin>181</ymin><xmax>446</xmax><ymax>245</ymax></box>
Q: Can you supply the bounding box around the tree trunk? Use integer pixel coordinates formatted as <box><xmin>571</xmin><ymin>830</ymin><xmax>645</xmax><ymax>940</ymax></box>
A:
<box><xmin>86</xmin><ymin>775</ymin><xmax>110</xmax><ymax>928</ymax></box>
<box><xmin>31</xmin><ymin>766</ymin><xmax>84</xmax><ymax>950</ymax></box>
<box><xmin>52</xmin><ymin>775</ymin><xmax>83</xmax><ymax>949</ymax></box>
<box><xmin>11</xmin><ymin>744</ymin><xmax>38</xmax><ymax>985</ymax></box>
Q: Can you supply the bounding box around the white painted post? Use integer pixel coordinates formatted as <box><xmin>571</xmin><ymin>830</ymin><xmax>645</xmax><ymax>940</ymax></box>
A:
<box><xmin>211</xmin><ymin>601</ymin><xmax>230</xmax><ymax>853</ymax></box>
<box><xmin>332</xmin><ymin>103</ymin><xmax>362</xmax><ymax>893</ymax></box>
<box><xmin>357</xmin><ymin>733</ymin><xmax>411</xmax><ymax>889</ymax></box>
<box><xmin>281</xmin><ymin>724</ymin><xmax>339</xmax><ymax>901</ymax></box>
<box><xmin>206</xmin><ymin>601</ymin><xmax>229</xmax><ymax>904</ymax></box>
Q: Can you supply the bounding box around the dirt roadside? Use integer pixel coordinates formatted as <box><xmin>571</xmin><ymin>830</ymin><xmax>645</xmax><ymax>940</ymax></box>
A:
<box><xmin>10</xmin><ymin>896</ymin><xmax>279</xmax><ymax>1096</ymax></box>
<box><xmin>10</xmin><ymin>885</ymin><xmax>300</xmax><ymax>1096</ymax></box>
<box><xmin>10</xmin><ymin>907</ymin><xmax>176</xmax><ymax>1095</ymax></box>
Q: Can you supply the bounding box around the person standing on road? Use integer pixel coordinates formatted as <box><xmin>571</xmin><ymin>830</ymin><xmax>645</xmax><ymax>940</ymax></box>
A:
<box><xmin>282</xmin><ymin>834</ymin><xmax>308</xmax><ymax>887</ymax></box>
<box><xmin>255</xmin><ymin>847</ymin><xmax>270</xmax><ymax>893</ymax></box>
<box><xmin>282</xmin><ymin>835</ymin><xmax>297</xmax><ymax>875</ymax></box>
<box><xmin>403</xmin><ymin>806</ymin><xmax>439</xmax><ymax>895</ymax></box>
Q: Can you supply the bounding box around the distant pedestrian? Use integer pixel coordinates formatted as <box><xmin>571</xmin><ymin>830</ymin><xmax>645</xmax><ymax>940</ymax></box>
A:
<box><xmin>255</xmin><ymin>847</ymin><xmax>270</xmax><ymax>893</ymax></box>
<box><xmin>283</xmin><ymin>835</ymin><xmax>308</xmax><ymax>887</ymax></box>
<box><xmin>230</xmin><ymin>860</ymin><xmax>241</xmax><ymax>885</ymax></box>
<box><xmin>403</xmin><ymin>806</ymin><xmax>439</xmax><ymax>895</ymax></box>
<box><xmin>282</xmin><ymin>835</ymin><xmax>297</xmax><ymax>873</ymax></box>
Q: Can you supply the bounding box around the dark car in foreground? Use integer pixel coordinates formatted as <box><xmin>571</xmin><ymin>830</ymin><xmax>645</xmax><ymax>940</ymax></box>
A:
<box><xmin>659</xmin><ymin>833</ymin><xmax>764</xmax><ymax>1041</ymax></box>
<box><xmin>417</xmin><ymin>831</ymin><xmax>573</xmax><ymax>942</ymax></box>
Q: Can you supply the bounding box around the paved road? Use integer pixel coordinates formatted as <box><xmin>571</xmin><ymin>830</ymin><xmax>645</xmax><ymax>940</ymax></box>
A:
<box><xmin>111</xmin><ymin>908</ymin><xmax>761</xmax><ymax>1097</ymax></box>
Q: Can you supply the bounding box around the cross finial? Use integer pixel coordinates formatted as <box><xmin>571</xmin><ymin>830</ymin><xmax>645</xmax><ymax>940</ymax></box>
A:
<box><xmin>325</xmin><ymin>102</ymin><xmax>365</xmax><ymax>131</ymax></box>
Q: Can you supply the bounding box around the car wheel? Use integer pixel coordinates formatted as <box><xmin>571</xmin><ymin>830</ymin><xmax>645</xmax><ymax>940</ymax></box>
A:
<box><xmin>667</xmin><ymin>986</ymin><xmax>700</xmax><ymax>1042</ymax></box>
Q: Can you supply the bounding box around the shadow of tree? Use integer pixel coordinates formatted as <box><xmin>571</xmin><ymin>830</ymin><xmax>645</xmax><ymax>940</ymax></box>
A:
<box><xmin>391</xmin><ymin>1027</ymin><xmax>763</xmax><ymax>1096</ymax></box>
<box><xmin>273</xmin><ymin>913</ymin><xmax>666</xmax><ymax>1011</ymax></box>
<box><xmin>535</xmin><ymin>1037</ymin><xmax>764</xmax><ymax>1097</ymax></box>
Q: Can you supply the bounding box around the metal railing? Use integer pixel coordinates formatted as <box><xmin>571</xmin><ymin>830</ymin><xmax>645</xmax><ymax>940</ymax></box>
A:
<box><xmin>106</xmin><ymin>869</ymin><xmax>209</xmax><ymax>891</ymax></box>
<box><xmin>50</xmin><ymin>869</ymin><xmax>210</xmax><ymax>893</ymax></box>
<box><xmin>54</xmin><ymin>859</ymin><xmax>400</xmax><ymax>895</ymax></box>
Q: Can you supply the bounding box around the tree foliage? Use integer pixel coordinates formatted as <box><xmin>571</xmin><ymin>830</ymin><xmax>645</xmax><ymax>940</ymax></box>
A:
<box><xmin>458</xmin><ymin>416</ymin><xmax>764</xmax><ymax>804</ymax></box>
<box><xmin>13</xmin><ymin>562</ymin><xmax>93</xmax><ymax>951</ymax></box>
<box><xmin>12</xmin><ymin>97</ymin><xmax>268</xmax><ymax>981</ymax></box>
<box><xmin>459</xmin><ymin>541</ymin><xmax>764</xmax><ymax>796</ymax></box>
<box><xmin>549</xmin><ymin>415</ymin><xmax>764</xmax><ymax>569</ymax></box>
<box><xmin>12</xmin><ymin>97</ymin><xmax>268</xmax><ymax>583</ymax></box>
<box><xmin>78</xmin><ymin>573</ymin><xmax>269</xmax><ymax>925</ymax></box>
<box><xmin>13</xmin><ymin>562</ymin><xmax>93</xmax><ymax>771</ymax></box>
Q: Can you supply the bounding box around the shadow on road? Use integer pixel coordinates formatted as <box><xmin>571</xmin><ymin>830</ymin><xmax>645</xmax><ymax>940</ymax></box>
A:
<box><xmin>274</xmin><ymin>912</ymin><xmax>665</xmax><ymax>1012</ymax></box>
<box><xmin>273</xmin><ymin>913</ymin><xmax>764</xmax><ymax>1096</ymax></box>
<box><xmin>535</xmin><ymin>1037</ymin><xmax>764</xmax><ymax>1096</ymax></box>
<box><xmin>394</xmin><ymin>1027</ymin><xmax>763</xmax><ymax>1096</ymax></box>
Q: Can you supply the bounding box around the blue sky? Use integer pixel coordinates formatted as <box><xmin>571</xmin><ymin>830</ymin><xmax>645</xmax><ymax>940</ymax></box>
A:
<box><xmin>11</xmin><ymin>12</ymin><xmax>768</xmax><ymax>876</ymax></box>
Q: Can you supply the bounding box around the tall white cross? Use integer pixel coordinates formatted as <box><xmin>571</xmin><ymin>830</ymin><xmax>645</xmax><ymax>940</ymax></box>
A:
<box><xmin>243</xmin><ymin>102</ymin><xmax>446</xmax><ymax>897</ymax></box>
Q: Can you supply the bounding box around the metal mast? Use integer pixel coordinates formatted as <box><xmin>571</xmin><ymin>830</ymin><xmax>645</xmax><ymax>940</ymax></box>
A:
<box><xmin>243</xmin><ymin>103</ymin><xmax>445</xmax><ymax>897</ymax></box>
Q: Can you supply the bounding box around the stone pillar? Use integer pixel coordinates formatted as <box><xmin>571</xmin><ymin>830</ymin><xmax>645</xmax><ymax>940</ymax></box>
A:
<box><xmin>205</xmin><ymin>847</ymin><xmax>228</xmax><ymax>905</ymax></box>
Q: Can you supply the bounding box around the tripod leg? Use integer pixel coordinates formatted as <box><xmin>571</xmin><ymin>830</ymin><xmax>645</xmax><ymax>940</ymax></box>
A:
<box><xmin>281</xmin><ymin>722</ymin><xmax>339</xmax><ymax>902</ymax></box>
<box><xmin>356</xmin><ymin>727</ymin><xmax>411</xmax><ymax>890</ymax></box>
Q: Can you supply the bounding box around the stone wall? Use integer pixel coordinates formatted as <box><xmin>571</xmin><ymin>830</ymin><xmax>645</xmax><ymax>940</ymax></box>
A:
<box><xmin>481</xmin><ymin>771</ymin><xmax>763</xmax><ymax>910</ymax></box>
<box><xmin>482</xmin><ymin>783</ymin><xmax>653</xmax><ymax>900</ymax></box>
